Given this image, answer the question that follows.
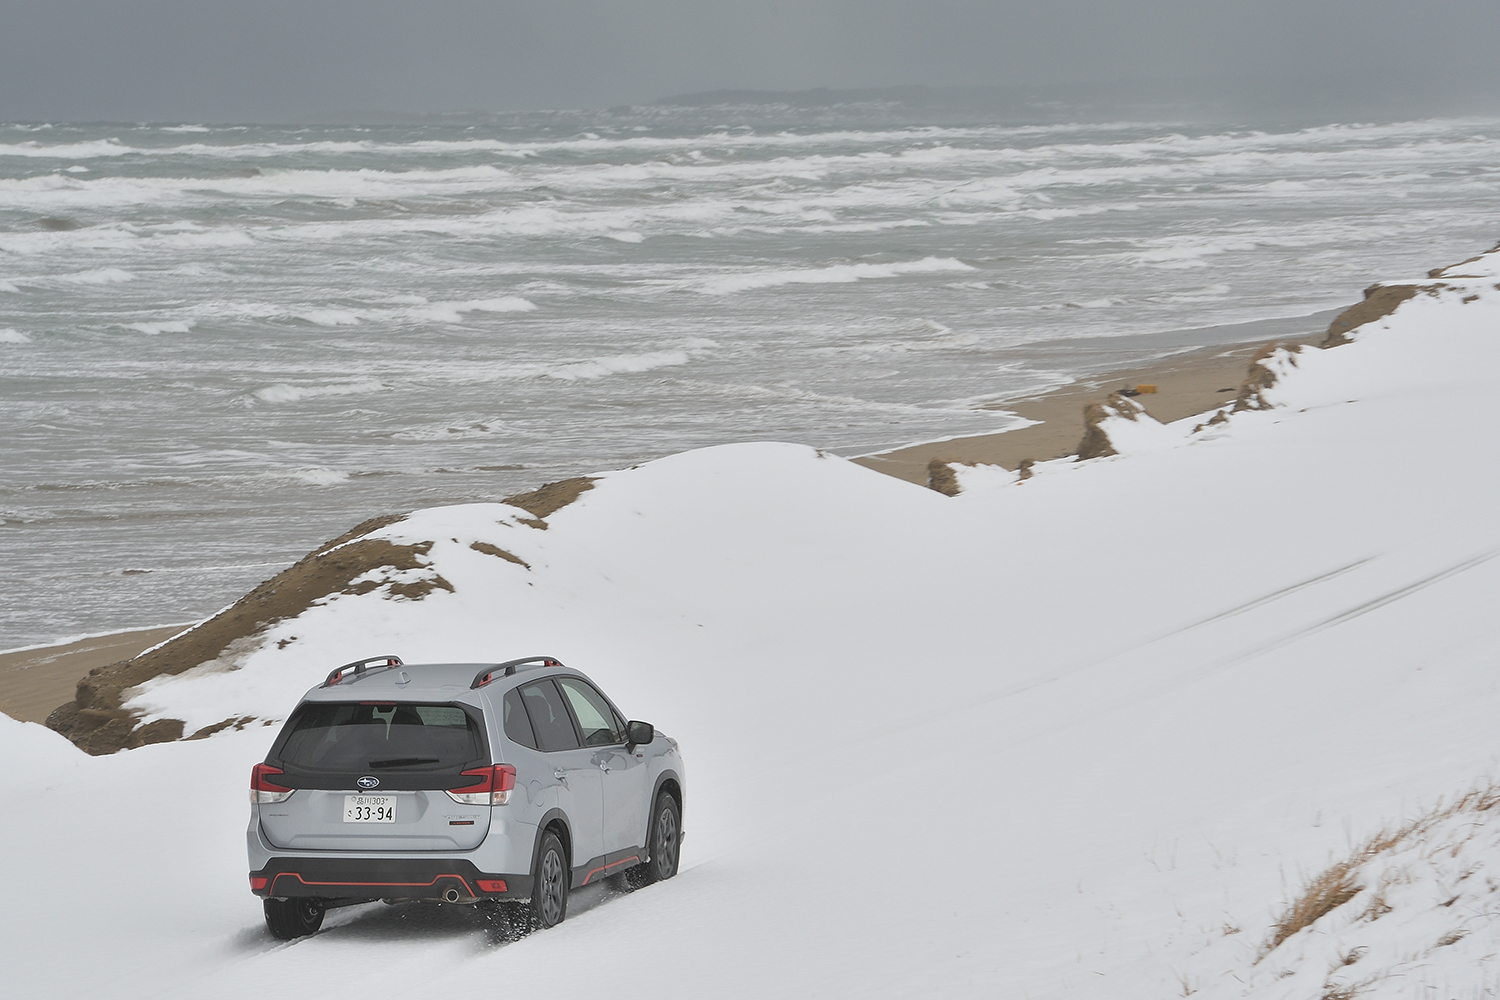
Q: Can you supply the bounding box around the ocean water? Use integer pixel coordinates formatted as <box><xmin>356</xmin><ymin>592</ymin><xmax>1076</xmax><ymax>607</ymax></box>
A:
<box><xmin>3</xmin><ymin>110</ymin><xmax>1500</xmax><ymax>649</ymax></box>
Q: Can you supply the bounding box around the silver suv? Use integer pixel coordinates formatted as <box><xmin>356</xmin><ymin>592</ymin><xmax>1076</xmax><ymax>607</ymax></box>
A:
<box><xmin>247</xmin><ymin>655</ymin><xmax>685</xmax><ymax>939</ymax></box>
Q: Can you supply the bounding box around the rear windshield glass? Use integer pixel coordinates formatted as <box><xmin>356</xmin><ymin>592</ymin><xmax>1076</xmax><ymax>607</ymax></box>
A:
<box><xmin>277</xmin><ymin>702</ymin><xmax>484</xmax><ymax>772</ymax></box>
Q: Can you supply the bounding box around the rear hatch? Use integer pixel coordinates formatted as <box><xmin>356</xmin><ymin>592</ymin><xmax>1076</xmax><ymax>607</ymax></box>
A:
<box><xmin>259</xmin><ymin>701</ymin><xmax>493</xmax><ymax>852</ymax></box>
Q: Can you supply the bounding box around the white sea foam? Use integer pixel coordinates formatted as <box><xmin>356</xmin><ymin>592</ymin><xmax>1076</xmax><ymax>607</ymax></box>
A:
<box><xmin>700</xmin><ymin>256</ymin><xmax>975</xmax><ymax>295</ymax></box>
<box><xmin>544</xmin><ymin>350</ymin><xmax>693</xmax><ymax>381</ymax></box>
<box><xmin>254</xmin><ymin>379</ymin><xmax>387</xmax><ymax>403</ymax></box>
<box><xmin>297</xmin><ymin>309</ymin><xmax>361</xmax><ymax>327</ymax></box>
<box><xmin>524</xmin><ymin>338</ymin><xmax>718</xmax><ymax>381</ymax></box>
<box><xmin>287</xmin><ymin>468</ymin><xmax>351</xmax><ymax>486</ymax></box>
<box><xmin>407</xmin><ymin>297</ymin><xmax>538</xmax><ymax>323</ymax></box>
<box><xmin>0</xmin><ymin>280</ymin><xmax>19</xmax><ymax>293</ymax></box>
<box><xmin>151</xmin><ymin>229</ymin><xmax>254</xmax><ymax>249</ymax></box>
<box><xmin>0</xmin><ymin>328</ymin><xmax>32</xmax><ymax>344</ymax></box>
<box><xmin>1128</xmin><ymin>239</ymin><xmax>1258</xmax><ymax>269</ymax></box>
<box><xmin>60</xmin><ymin>126</ymin><xmax>1009</xmax><ymax>164</ymax></box>
<box><xmin>58</xmin><ymin>267</ymin><xmax>134</xmax><ymax>284</ymax></box>
<box><xmin>123</xmin><ymin>320</ymin><xmax>194</xmax><ymax>335</ymax></box>
<box><xmin>0</xmin><ymin>139</ymin><xmax>130</xmax><ymax>159</ymax></box>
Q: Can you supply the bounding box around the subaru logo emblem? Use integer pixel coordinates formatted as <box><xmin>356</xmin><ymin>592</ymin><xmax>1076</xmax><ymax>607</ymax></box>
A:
<box><xmin>357</xmin><ymin>775</ymin><xmax>380</xmax><ymax>790</ymax></box>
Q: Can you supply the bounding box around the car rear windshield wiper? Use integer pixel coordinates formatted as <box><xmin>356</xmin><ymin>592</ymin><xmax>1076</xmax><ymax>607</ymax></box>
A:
<box><xmin>368</xmin><ymin>757</ymin><xmax>440</xmax><ymax>769</ymax></box>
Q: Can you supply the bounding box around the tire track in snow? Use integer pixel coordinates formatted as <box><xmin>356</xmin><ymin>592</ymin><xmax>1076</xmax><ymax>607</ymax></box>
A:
<box><xmin>967</xmin><ymin>556</ymin><xmax>1380</xmax><ymax>709</ymax></box>
<box><xmin>1202</xmin><ymin>546</ymin><xmax>1500</xmax><ymax>672</ymax></box>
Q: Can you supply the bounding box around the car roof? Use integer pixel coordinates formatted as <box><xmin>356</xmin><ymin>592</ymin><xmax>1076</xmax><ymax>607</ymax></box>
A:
<box><xmin>296</xmin><ymin>661</ymin><xmax>585</xmax><ymax>703</ymax></box>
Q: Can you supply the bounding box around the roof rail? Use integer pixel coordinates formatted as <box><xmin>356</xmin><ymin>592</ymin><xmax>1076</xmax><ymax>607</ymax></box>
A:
<box><xmin>471</xmin><ymin>656</ymin><xmax>564</xmax><ymax>690</ymax></box>
<box><xmin>322</xmin><ymin>655</ymin><xmax>404</xmax><ymax>688</ymax></box>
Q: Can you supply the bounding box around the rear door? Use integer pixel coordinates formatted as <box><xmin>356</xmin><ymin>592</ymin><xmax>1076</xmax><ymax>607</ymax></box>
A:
<box><xmin>259</xmin><ymin>701</ymin><xmax>493</xmax><ymax>852</ymax></box>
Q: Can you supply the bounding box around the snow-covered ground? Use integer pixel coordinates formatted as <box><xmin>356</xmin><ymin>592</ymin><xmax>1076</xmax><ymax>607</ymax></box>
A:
<box><xmin>5</xmin><ymin>249</ymin><xmax>1500</xmax><ymax>997</ymax></box>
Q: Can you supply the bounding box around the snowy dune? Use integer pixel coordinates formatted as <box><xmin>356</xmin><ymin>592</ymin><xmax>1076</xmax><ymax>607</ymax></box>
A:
<box><xmin>6</xmin><ymin>247</ymin><xmax>1500</xmax><ymax>996</ymax></box>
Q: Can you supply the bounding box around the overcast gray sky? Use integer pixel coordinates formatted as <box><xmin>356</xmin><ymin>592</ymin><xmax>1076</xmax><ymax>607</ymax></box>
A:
<box><xmin>2</xmin><ymin>0</ymin><xmax>1498</xmax><ymax>122</ymax></box>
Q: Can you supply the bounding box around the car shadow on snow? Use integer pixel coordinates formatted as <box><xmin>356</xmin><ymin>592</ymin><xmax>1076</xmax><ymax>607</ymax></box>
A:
<box><xmin>246</xmin><ymin>879</ymin><xmax>631</xmax><ymax>949</ymax></box>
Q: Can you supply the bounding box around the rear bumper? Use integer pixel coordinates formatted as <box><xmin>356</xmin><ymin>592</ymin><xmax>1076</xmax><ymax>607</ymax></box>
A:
<box><xmin>250</xmin><ymin>857</ymin><xmax>533</xmax><ymax>901</ymax></box>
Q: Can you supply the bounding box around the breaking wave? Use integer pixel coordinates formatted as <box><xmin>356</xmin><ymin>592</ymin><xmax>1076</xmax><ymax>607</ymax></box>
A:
<box><xmin>254</xmin><ymin>379</ymin><xmax>388</xmax><ymax>403</ymax></box>
<box><xmin>700</xmin><ymin>257</ymin><xmax>975</xmax><ymax>295</ymax></box>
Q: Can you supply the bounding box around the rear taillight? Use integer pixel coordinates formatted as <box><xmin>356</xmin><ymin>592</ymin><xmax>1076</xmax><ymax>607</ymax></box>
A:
<box><xmin>445</xmin><ymin>764</ymin><xmax>516</xmax><ymax>806</ymax></box>
<box><xmin>250</xmin><ymin>763</ymin><xmax>294</xmax><ymax>804</ymax></box>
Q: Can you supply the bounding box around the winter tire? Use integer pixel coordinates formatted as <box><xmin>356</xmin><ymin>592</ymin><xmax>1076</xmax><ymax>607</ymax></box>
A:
<box><xmin>263</xmin><ymin>896</ymin><xmax>325</xmax><ymax>939</ymax></box>
<box><xmin>629</xmin><ymin>792</ymin><xmax>681</xmax><ymax>888</ymax></box>
<box><xmin>530</xmin><ymin>830</ymin><xmax>569</xmax><ymax>929</ymax></box>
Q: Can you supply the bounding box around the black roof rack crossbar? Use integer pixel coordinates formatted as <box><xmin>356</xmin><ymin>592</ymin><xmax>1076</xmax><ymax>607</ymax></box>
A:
<box><xmin>471</xmin><ymin>656</ymin><xmax>564</xmax><ymax>690</ymax></box>
<box><xmin>322</xmin><ymin>655</ymin><xmax>404</xmax><ymax>688</ymax></box>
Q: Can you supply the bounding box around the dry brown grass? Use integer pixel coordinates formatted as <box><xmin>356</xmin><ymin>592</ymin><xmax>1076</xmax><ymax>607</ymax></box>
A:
<box><xmin>1262</xmin><ymin>782</ymin><xmax>1500</xmax><ymax>958</ymax></box>
<box><xmin>1266</xmin><ymin>859</ymin><xmax>1365</xmax><ymax>952</ymax></box>
<box><xmin>1321</xmin><ymin>982</ymin><xmax>1369</xmax><ymax>1000</ymax></box>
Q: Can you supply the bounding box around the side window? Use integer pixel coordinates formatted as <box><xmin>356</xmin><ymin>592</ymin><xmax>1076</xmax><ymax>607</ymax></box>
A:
<box><xmin>503</xmin><ymin>688</ymin><xmax>537</xmax><ymax>750</ymax></box>
<box><xmin>518</xmin><ymin>679</ymin><xmax>581</xmax><ymax>752</ymax></box>
<box><xmin>557</xmin><ymin>677</ymin><xmax>624</xmax><ymax>747</ymax></box>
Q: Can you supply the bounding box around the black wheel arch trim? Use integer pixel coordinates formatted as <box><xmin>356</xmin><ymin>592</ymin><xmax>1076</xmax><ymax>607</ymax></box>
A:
<box><xmin>531</xmin><ymin>807</ymin><xmax>572</xmax><ymax>880</ymax></box>
<box><xmin>651</xmin><ymin>769</ymin><xmax>684</xmax><ymax>836</ymax></box>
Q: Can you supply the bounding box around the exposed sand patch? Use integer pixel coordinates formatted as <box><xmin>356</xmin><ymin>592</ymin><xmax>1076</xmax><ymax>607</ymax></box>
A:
<box><xmin>471</xmin><ymin>541</ymin><xmax>531</xmax><ymax>568</ymax></box>
<box><xmin>502</xmin><ymin>477</ymin><xmax>597</xmax><ymax>521</ymax></box>
<box><xmin>925</xmin><ymin>458</ymin><xmax>961</xmax><ymax>497</ymax></box>
<box><xmin>1322</xmin><ymin>284</ymin><xmax>1424</xmax><ymax>348</ymax></box>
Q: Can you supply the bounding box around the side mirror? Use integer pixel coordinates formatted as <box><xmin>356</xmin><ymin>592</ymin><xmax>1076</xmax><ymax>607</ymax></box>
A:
<box><xmin>626</xmin><ymin>720</ymin><xmax>655</xmax><ymax>747</ymax></box>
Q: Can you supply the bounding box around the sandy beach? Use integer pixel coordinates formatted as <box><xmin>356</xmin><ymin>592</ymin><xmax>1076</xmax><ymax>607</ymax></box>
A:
<box><xmin>851</xmin><ymin>331</ymin><xmax>1326</xmax><ymax>485</ymax></box>
<box><xmin>0</xmin><ymin>625</ymin><xmax>189</xmax><ymax>725</ymax></box>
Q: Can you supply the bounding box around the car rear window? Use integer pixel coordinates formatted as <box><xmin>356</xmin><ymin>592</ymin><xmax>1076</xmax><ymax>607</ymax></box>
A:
<box><xmin>276</xmin><ymin>702</ymin><xmax>485</xmax><ymax>772</ymax></box>
<box><xmin>503</xmin><ymin>688</ymin><xmax>538</xmax><ymax>750</ymax></box>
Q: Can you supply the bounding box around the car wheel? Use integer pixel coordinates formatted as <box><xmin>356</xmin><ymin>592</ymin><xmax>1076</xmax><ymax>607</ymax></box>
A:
<box><xmin>629</xmin><ymin>793</ymin><xmax>681</xmax><ymax>888</ymax></box>
<box><xmin>263</xmin><ymin>897</ymin><xmax>325</xmax><ymax>940</ymax></box>
<box><xmin>530</xmin><ymin>830</ymin><xmax>569</xmax><ymax>929</ymax></box>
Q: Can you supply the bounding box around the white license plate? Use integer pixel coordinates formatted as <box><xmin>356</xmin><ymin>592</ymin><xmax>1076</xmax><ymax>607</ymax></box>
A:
<box><xmin>343</xmin><ymin>794</ymin><xmax>397</xmax><ymax>823</ymax></box>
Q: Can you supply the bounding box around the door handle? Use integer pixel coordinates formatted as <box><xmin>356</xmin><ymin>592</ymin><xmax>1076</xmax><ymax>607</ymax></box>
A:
<box><xmin>553</xmin><ymin>769</ymin><xmax>567</xmax><ymax>782</ymax></box>
<box><xmin>598</xmin><ymin>763</ymin><xmax>611</xmax><ymax>773</ymax></box>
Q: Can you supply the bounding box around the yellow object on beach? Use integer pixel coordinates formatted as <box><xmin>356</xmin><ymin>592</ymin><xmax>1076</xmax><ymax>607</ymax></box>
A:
<box><xmin>1135</xmin><ymin>384</ymin><xmax>1158</xmax><ymax>394</ymax></box>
